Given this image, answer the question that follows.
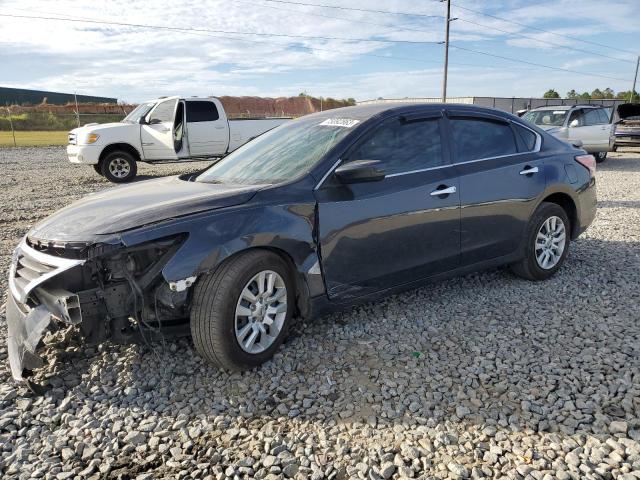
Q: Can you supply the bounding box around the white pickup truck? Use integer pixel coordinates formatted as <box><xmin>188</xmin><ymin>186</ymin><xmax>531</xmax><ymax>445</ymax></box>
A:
<box><xmin>67</xmin><ymin>96</ymin><xmax>289</xmax><ymax>182</ymax></box>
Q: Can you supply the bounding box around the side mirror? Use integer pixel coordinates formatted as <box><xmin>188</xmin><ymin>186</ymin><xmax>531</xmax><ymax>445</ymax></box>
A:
<box><xmin>148</xmin><ymin>118</ymin><xmax>163</xmax><ymax>125</ymax></box>
<box><xmin>334</xmin><ymin>160</ymin><xmax>385</xmax><ymax>184</ymax></box>
<box><xmin>569</xmin><ymin>119</ymin><xmax>580</xmax><ymax>128</ymax></box>
<box><xmin>571</xmin><ymin>139</ymin><xmax>584</xmax><ymax>148</ymax></box>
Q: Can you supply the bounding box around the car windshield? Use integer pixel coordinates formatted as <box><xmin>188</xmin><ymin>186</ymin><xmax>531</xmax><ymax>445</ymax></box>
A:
<box><xmin>196</xmin><ymin>117</ymin><xmax>356</xmax><ymax>185</ymax></box>
<box><xmin>122</xmin><ymin>102</ymin><xmax>155</xmax><ymax>123</ymax></box>
<box><xmin>523</xmin><ymin>109</ymin><xmax>568</xmax><ymax>127</ymax></box>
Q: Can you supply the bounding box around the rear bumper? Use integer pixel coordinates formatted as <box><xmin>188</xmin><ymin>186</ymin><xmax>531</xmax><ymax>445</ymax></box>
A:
<box><xmin>67</xmin><ymin>144</ymin><xmax>101</xmax><ymax>164</ymax></box>
<box><xmin>613</xmin><ymin>134</ymin><xmax>640</xmax><ymax>147</ymax></box>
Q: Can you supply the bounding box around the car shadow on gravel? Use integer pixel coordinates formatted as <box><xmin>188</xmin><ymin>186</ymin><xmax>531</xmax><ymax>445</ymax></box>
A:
<box><xmin>3</xmin><ymin>236</ymin><xmax>637</xmax><ymax>443</ymax></box>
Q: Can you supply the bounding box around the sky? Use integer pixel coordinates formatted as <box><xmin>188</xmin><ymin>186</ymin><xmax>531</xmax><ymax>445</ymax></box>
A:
<box><xmin>0</xmin><ymin>0</ymin><xmax>639</xmax><ymax>102</ymax></box>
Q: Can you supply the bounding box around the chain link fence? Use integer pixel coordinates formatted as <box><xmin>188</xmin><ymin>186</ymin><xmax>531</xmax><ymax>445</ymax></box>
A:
<box><xmin>0</xmin><ymin>109</ymin><xmax>129</xmax><ymax>147</ymax></box>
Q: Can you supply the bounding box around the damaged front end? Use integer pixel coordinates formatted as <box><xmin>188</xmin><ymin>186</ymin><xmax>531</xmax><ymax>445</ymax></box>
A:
<box><xmin>6</xmin><ymin>234</ymin><xmax>192</xmax><ymax>382</ymax></box>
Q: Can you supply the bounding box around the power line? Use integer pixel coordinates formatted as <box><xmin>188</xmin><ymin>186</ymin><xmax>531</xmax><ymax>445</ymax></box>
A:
<box><xmin>450</xmin><ymin>2</ymin><xmax>639</xmax><ymax>56</ymax></box>
<box><xmin>254</xmin><ymin>0</ymin><xmax>636</xmax><ymax>60</ymax></box>
<box><xmin>450</xmin><ymin>44</ymin><xmax>630</xmax><ymax>82</ymax></box>
<box><xmin>256</xmin><ymin>0</ymin><xmax>443</xmax><ymax>18</ymax></box>
<box><xmin>236</xmin><ymin>0</ymin><xmax>443</xmax><ymax>38</ymax></box>
<box><xmin>0</xmin><ymin>13</ymin><xmax>441</xmax><ymax>45</ymax></box>
<box><xmin>0</xmin><ymin>11</ymin><xmax>632</xmax><ymax>84</ymax></box>
<box><xmin>0</xmin><ymin>11</ymin><xmax>483</xmax><ymax>70</ymax></box>
<box><xmin>457</xmin><ymin>17</ymin><xmax>634</xmax><ymax>64</ymax></box>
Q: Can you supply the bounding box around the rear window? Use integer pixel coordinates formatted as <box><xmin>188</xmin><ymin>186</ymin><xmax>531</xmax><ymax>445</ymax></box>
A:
<box><xmin>186</xmin><ymin>101</ymin><xmax>220</xmax><ymax>122</ymax></box>
<box><xmin>450</xmin><ymin>118</ymin><xmax>518</xmax><ymax>162</ymax></box>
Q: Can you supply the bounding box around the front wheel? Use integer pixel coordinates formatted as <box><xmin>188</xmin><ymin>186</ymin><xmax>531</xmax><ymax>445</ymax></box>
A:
<box><xmin>92</xmin><ymin>164</ymin><xmax>103</xmax><ymax>176</ymax></box>
<box><xmin>511</xmin><ymin>202</ymin><xmax>570</xmax><ymax>281</ymax></box>
<box><xmin>100</xmin><ymin>151</ymin><xmax>137</xmax><ymax>183</ymax></box>
<box><xmin>190</xmin><ymin>250</ymin><xmax>294</xmax><ymax>370</ymax></box>
<box><xmin>595</xmin><ymin>152</ymin><xmax>607</xmax><ymax>163</ymax></box>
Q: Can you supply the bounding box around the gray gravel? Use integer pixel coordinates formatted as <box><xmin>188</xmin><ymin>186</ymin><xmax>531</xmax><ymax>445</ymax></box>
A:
<box><xmin>1</xmin><ymin>146</ymin><xmax>639</xmax><ymax>479</ymax></box>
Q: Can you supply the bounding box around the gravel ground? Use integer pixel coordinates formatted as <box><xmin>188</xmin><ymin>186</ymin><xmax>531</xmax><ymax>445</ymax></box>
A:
<box><xmin>0</xmin><ymin>146</ymin><xmax>639</xmax><ymax>480</ymax></box>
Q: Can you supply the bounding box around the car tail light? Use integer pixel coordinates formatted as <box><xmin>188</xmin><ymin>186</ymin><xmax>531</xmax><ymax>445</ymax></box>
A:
<box><xmin>575</xmin><ymin>154</ymin><xmax>596</xmax><ymax>177</ymax></box>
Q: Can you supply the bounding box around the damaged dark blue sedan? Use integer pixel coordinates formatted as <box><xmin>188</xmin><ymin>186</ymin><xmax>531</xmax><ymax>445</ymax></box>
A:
<box><xmin>7</xmin><ymin>103</ymin><xmax>597</xmax><ymax>381</ymax></box>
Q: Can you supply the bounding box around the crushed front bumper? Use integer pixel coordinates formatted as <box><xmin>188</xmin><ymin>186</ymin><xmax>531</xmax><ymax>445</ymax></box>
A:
<box><xmin>6</xmin><ymin>239</ymin><xmax>85</xmax><ymax>382</ymax></box>
<box><xmin>6</xmin><ymin>293</ymin><xmax>53</xmax><ymax>382</ymax></box>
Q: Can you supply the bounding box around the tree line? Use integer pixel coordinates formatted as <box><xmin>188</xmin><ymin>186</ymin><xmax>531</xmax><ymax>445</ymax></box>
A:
<box><xmin>543</xmin><ymin>88</ymin><xmax>639</xmax><ymax>101</ymax></box>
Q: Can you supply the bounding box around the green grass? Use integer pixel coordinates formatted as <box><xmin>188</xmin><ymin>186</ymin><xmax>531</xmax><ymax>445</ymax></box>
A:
<box><xmin>0</xmin><ymin>131</ymin><xmax>68</xmax><ymax>147</ymax></box>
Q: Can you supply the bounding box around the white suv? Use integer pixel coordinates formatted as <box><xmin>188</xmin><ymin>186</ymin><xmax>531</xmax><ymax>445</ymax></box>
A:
<box><xmin>523</xmin><ymin>105</ymin><xmax>614</xmax><ymax>162</ymax></box>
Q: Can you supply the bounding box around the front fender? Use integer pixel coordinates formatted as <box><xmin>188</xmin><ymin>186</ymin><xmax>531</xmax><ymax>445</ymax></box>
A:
<box><xmin>119</xmin><ymin>201</ymin><xmax>322</xmax><ymax>293</ymax></box>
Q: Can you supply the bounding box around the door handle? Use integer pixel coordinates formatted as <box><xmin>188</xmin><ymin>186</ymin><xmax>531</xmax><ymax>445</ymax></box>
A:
<box><xmin>519</xmin><ymin>166</ymin><xmax>539</xmax><ymax>175</ymax></box>
<box><xmin>159</xmin><ymin>127</ymin><xmax>170</xmax><ymax>133</ymax></box>
<box><xmin>430</xmin><ymin>185</ymin><xmax>456</xmax><ymax>196</ymax></box>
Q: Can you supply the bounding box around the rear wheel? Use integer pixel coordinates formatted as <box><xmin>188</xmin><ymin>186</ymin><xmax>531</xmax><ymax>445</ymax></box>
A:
<box><xmin>595</xmin><ymin>152</ymin><xmax>607</xmax><ymax>163</ymax></box>
<box><xmin>190</xmin><ymin>250</ymin><xmax>294</xmax><ymax>370</ymax></box>
<box><xmin>101</xmin><ymin>151</ymin><xmax>137</xmax><ymax>183</ymax></box>
<box><xmin>511</xmin><ymin>202</ymin><xmax>570</xmax><ymax>281</ymax></box>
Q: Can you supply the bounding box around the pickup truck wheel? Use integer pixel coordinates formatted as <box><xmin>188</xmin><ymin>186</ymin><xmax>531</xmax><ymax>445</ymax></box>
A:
<box><xmin>595</xmin><ymin>152</ymin><xmax>607</xmax><ymax>163</ymax></box>
<box><xmin>101</xmin><ymin>151</ymin><xmax>137</xmax><ymax>183</ymax></box>
<box><xmin>92</xmin><ymin>164</ymin><xmax>103</xmax><ymax>176</ymax></box>
<box><xmin>511</xmin><ymin>202</ymin><xmax>570</xmax><ymax>281</ymax></box>
<box><xmin>190</xmin><ymin>250</ymin><xmax>294</xmax><ymax>370</ymax></box>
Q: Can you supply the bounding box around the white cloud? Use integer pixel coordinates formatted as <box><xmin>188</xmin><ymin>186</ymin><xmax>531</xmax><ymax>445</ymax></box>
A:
<box><xmin>0</xmin><ymin>0</ymin><xmax>637</xmax><ymax>101</ymax></box>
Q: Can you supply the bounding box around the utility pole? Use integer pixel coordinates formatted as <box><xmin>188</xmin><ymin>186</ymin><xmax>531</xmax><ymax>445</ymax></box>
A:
<box><xmin>630</xmin><ymin>56</ymin><xmax>639</xmax><ymax>103</ymax></box>
<box><xmin>441</xmin><ymin>0</ymin><xmax>451</xmax><ymax>103</ymax></box>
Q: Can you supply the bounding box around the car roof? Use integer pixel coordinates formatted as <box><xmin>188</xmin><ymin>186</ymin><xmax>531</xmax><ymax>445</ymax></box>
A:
<box><xmin>531</xmin><ymin>104</ymin><xmax>601</xmax><ymax>111</ymax></box>
<box><xmin>302</xmin><ymin>102</ymin><xmax>514</xmax><ymax>122</ymax></box>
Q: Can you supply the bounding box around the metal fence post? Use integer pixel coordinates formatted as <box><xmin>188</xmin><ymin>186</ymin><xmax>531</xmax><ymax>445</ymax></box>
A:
<box><xmin>6</xmin><ymin>107</ymin><xmax>17</xmax><ymax>147</ymax></box>
<box><xmin>74</xmin><ymin>93</ymin><xmax>80</xmax><ymax>127</ymax></box>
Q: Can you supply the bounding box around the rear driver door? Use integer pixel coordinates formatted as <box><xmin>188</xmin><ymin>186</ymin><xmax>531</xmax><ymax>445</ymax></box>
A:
<box><xmin>448</xmin><ymin>112</ymin><xmax>545</xmax><ymax>264</ymax></box>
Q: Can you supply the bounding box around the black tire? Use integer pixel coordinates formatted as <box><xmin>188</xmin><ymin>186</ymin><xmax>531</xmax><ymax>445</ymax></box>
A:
<box><xmin>100</xmin><ymin>151</ymin><xmax>137</xmax><ymax>183</ymax></box>
<box><xmin>612</xmin><ymin>145</ymin><xmax>618</xmax><ymax>152</ymax></box>
<box><xmin>595</xmin><ymin>152</ymin><xmax>607</xmax><ymax>163</ymax></box>
<box><xmin>92</xmin><ymin>164</ymin><xmax>103</xmax><ymax>176</ymax></box>
<box><xmin>190</xmin><ymin>250</ymin><xmax>295</xmax><ymax>370</ymax></box>
<box><xmin>511</xmin><ymin>202</ymin><xmax>571</xmax><ymax>281</ymax></box>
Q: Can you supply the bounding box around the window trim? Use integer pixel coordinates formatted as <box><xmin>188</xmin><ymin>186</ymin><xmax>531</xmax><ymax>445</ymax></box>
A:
<box><xmin>343</xmin><ymin>113</ymin><xmax>447</xmax><ymax>176</ymax></box>
<box><xmin>447</xmin><ymin>113</ymin><xmax>541</xmax><ymax>165</ymax></box>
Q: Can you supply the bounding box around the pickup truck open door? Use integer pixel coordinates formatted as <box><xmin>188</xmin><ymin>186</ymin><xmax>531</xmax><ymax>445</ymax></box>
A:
<box><xmin>140</xmin><ymin>97</ymin><xmax>181</xmax><ymax>160</ymax></box>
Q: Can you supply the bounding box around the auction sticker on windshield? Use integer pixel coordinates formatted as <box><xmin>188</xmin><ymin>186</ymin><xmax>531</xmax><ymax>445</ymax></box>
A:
<box><xmin>319</xmin><ymin>118</ymin><xmax>360</xmax><ymax>128</ymax></box>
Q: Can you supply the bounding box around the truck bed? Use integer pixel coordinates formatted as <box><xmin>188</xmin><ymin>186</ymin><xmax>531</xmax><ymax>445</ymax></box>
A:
<box><xmin>228</xmin><ymin>118</ymin><xmax>290</xmax><ymax>151</ymax></box>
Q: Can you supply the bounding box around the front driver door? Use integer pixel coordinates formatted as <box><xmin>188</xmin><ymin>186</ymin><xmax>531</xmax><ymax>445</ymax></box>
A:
<box><xmin>140</xmin><ymin>98</ymin><xmax>179</xmax><ymax>160</ymax></box>
<box><xmin>314</xmin><ymin>113</ymin><xmax>461</xmax><ymax>301</ymax></box>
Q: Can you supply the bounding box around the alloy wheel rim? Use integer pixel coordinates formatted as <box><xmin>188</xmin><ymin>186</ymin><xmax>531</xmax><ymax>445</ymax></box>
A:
<box><xmin>108</xmin><ymin>158</ymin><xmax>131</xmax><ymax>178</ymax></box>
<box><xmin>535</xmin><ymin>215</ymin><xmax>566</xmax><ymax>270</ymax></box>
<box><xmin>235</xmin><ymin>270</ymin><xmax>287</xmax><ymax>354</ymax></box>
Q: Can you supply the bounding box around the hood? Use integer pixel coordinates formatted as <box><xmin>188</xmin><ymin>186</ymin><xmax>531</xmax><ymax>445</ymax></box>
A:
<box><xmin>617</xmin><ymin>103</ymin><xmax>640</xmax><ymax>120</ymax></box>
<box><xmin>70</xmin><ymin>122</ymin><xmax>130</xmax><ymax>138</ymax></box>
<box><xmin>29</xmin><ymin>176</ymin><xmax>259</xmax><ymax>242</ymax></box>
